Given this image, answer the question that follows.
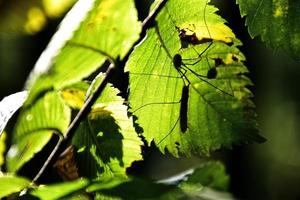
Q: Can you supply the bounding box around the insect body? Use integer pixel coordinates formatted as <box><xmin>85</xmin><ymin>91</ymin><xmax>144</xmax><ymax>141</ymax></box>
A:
<box><xmin>179</xmin><ymin>85</ymin><xmax>189</xmax><ymax>132</ymax></box>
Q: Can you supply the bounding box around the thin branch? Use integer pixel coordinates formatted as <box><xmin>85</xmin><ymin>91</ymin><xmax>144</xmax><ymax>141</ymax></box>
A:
<box><xmin>32</xmin><ymin>136</ymin><xmax>63</xmax><ymax>182</ymax></box>
<box><xmin>32</xmin><ymin>64</ymin><xmax>115</xmax><ymax>183</ymax></box>
<box><xmin>142</xmin><ymin>0</ymin><xmax>167</xmax><ymax>28</ymax></box>
<box><xmin>64</xmin><ymin>64</ymin><xmax>115</xmax><ymax>142</ymax></box>
<box><xmin>32</xmin><ymin>0</ymin><xmax>167</xmax><ymax>183</ymax></box>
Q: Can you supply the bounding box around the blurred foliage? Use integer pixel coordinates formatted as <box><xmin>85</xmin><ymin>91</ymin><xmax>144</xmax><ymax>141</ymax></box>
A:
<box><xmin>0</xmin><ymin>0</ymin><xmax>77</xmax><ymax>35</ymax></box>
<box><xmin>0</xmin><ymin>174</ymin><xmax>31</xmax><ymax>198</ymax></box>
<box><xmin>237</xmin><ymin>0</ymin><xmax>300</xmax><ymax>60</ymax></box>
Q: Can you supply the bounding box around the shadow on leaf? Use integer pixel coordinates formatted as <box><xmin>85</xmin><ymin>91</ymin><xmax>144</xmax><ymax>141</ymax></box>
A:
<box><xmin>72</xmin><ymin>107</ymin><xmax>124</xmax><ymax>179</ymax></box>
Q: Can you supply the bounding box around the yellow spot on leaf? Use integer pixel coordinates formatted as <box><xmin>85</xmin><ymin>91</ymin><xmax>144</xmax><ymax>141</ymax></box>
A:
<box><xmin>60</xmin><ymin>89</ymin><xmax>86</xmax><ymax>109</ymax></box>
<box><xmin>181</xmin><ymin>21</ymin><xmax>235</xmax><ymax>44</ymax></box>
<box><xmin>89</xmin><ymin>107</ymin><xmax>112</xmax><ymax>120</ymax></box>
<box><xmin>225</xmin><ymin>53</ymin><xmax>241</xmax><ymax>64</ymax></box>
<box><xmin>273</xmin><ymin>1</ymin><xmax>288</xmax><ymax>18</ymax></box>
<box><xmin>26</xmin><ymin>114</ymin><xmax>33</xmax><ymax>121</ymax></box>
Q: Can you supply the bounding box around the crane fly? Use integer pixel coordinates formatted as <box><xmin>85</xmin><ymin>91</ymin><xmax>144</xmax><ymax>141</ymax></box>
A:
<box><xmin>128</xmin><ymin>0</ymin><xmax>236</xmax><ymax>149</ymax></box>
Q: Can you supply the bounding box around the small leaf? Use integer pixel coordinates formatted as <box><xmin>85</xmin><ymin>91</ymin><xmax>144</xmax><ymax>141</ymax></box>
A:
<box><xmin>0</xmin><ymin>174</ymin><xmax>30</xmax><ymax>198</ymax></box>
<box><xmin>0</xmin><ymin>91</ymin><xmax>28</xmax><ymax>136</ymax></box>
<box><xmin>125</xmin><ymin>0</ymin><xmax>265</xmax><ymax>156</ymax></box>
<box><xmin>6</xmin><ymin>92</ymin><xmax>71</xmax><ymax>172</ymax></box>
<box><xmin>237</xmin><ymin>0</ymin><xmax>300</xmax><ymax>60</ymax></box>
<box><xmin>72</xmin><ymin>74</ymin><xmax>142</xmax><ymax>179</ymax></box>
<box><xmin>30</xmin><ymin>178</ymin><xmax>89</xmax><ymax>200</ymax></box>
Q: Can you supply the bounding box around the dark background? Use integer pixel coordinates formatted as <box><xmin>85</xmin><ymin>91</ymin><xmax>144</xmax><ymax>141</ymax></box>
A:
<box><xmin>0</xmin><ymin>0</ymin><xmax>299</xmax><ymax>199</ymax></box>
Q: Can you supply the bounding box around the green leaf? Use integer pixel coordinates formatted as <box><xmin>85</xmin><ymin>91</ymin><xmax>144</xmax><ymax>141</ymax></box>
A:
<box><xmin>180</xmin><ymin>187</ymin><xmax>234</xmax><ymax>200</ymax></box>
<box><xmin>125</xmin><ymin>0</ymin><xmax>265</xmax><ymax>156</ymax></box>
<box><xmin>167</xmin><ymin>162</ymin><xmax>232</xmax><ymax>199</ymax></box>
<box><xmin>182</xmin><ymin>161</ymin><xmax>229</xmax><ymax>191</ymax></box>
<box><xmin>237</xmin><ymin>0</ymin><xmax>300</xmax><ymax>60</ymax></box>
<box><xmin>0</xmin><ymin>174</ymin><xmax>30</xmax><ymax>198</ymax></box>
<box><xmin>72</xmin><ymin>74</ymin><xmax>142</xmax><ymax>180</ymax></box>
<box><xmin>87</xmin><ymin>177</ymin><xmax>178</xmax><ymax>200</ymax></box>
<box><xmin>6</xmin><ymin>92</ymin><xmax>71</xmax><ymax>172</ymax></box>
<box><xmin>30</xmin><ymin>178</ymin><xmax>89</xmax><ymax>200</ymax></box>
<box><xmin>26</xmin><ymin>0</ymin><xmax>141</xmax><ymax>104</ymax></box>
<box><xmin>87</xmin><ymin>162</ymin><xmax>232</xmax><ymax>200</ymax></box>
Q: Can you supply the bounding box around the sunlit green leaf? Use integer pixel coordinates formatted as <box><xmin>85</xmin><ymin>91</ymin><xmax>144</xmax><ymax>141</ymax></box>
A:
<box><xmin>27</xmin><ymin>0</ymin><xmax>141</xmax><ymax>104</ymax></box>
<box><xmin>72</xmin><ymin>74</ymin><xmax>142</xmax><ymax>180</ymax></box>
<box><xmin>30</xmin><ymin>178</ymin><xmax>89</xmax><ymax>200</ymax></box>
<box><xmin>125</xmin><ymin>0</ymin><xmax>265</xmax><ymax>156</ymax></box>
<box><xmin>237</xmin><ymin>0</ymin><xmax>300</xmax><ymax>60</ymax></box>
<box><xmin>0</xmin><ymin>174</ymin><xmax>30</xmax><ymax>198</ymax></box>
<box><xmin>6</xmin><ymin>92</ymin><xmax>71</xmax><ymax>172</ymax></box>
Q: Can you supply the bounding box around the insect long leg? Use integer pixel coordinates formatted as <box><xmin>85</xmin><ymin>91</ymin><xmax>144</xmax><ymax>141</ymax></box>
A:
<box><xmin>182</xmin><ymin>42</ymin><xmax>213</xmax><ymax>66</ymax></box>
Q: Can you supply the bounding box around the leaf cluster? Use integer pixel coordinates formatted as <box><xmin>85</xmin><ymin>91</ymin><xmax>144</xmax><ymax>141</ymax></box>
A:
<box><xmin>2</xmin><ymin>0</ymin><xmax>297</xmax><ymax>198</ymax></box>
